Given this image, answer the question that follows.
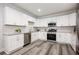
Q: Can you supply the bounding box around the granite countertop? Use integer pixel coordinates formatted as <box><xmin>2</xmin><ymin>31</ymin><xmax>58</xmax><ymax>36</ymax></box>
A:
<box><xmin>4</xmin><ymin>32</ymin><xmax>30</xmax><ymax>36</ymax></box>
<box><xmin>32</xmin><ymin>31</ymin><xmax>75</xmax><ymax>34</ymax></box>
<box><xmin>4</xmin><ymin>31</ymin><xmax>75</xmax><ymax>36</ymax></box>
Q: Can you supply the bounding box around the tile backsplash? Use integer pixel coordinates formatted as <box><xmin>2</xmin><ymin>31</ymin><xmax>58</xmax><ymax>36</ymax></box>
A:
<box><xmin>3</xmin><ymin>25</ymin><xmax>75</xmax><ymax>34</ymax></box>
<box><xmin>34</xmin><ymin>26</ymin><xmax>75</xmax><ymax>33</ymax></box>
<box><xmin>3</xmin><ymin>26</ymin><xmax>30</xmax><ymax>34</ymax></box>
<box><xmin>57</xmin><ymin>26</ymin><xmax>75</xmax><ymax>33</ymax></box>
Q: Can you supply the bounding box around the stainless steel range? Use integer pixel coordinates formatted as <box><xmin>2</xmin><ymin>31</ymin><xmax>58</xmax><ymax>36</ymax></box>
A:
<box><xmin>47</xmin><ymin>23</ymin><xmax>56</xmax><ymax>41</ymax></box>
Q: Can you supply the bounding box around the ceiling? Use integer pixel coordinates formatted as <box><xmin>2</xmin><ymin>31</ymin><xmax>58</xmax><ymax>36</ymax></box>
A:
<box><xmin>15</xmin><ymin>3</ymin><xmax>77</xmax><ymax>17</ymax></box>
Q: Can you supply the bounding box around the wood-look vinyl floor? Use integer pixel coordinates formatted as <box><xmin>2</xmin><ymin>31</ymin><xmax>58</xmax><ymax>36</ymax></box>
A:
<box><xmin>11</xmin><ymin>40</ymin><xmax>76</xmax><ymax>55</ymax></box>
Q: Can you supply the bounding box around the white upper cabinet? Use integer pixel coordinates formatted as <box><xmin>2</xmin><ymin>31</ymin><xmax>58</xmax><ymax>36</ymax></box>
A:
<box><xmin>57</xmin><ymin>13</ymin><xmax>76</xmax><ymax>26</ymax></box>
<box><xmin>50</xmin><ymin>17</ymin><xmax>57</xmax><ymax>23</ymax></box>
<box><xmin>14</xmin><ymin>11</ymin><xmax>27</xmax><ymax>26</ymax></box>
<box><xmin>34</xmin><ymin>13</ymin><xmax>76</xmax><ymax>27</ymax></box>
<box><xmin>22</xmin><ymin>13</ymin><xmax>28</xmax><ymax>26</ymax></box>
<box><xmin>4</xmin><ymin>7</ymin><xmax>17</xmax><ymax>25</ymax></box>
<box><xmin>57</xmin><ymin>16</ymin><xmax>62</xmax><ymax>26</ymax></box>
<box><xmin>34</xmin><ymin>18</ymin><xmax>49</xmax><ymax>27</ymax></box>
<box><xmin>4</xmin><ymin>7</ymin><xmax>28</xmax><ymax>26</ymax></box>
<box><xmin>33</xmin><ymin>20</ymin><xmax>40</xmax><ymax>27</ymax></box>
<box><xmin>57</xmin><ymin>15</ymin><xmax>69</xmax><ymax>26</ymax></box>
<box><xmin>69</xmin><ymin>13</ymin><xmax>76</xmax><ymax>26</ymax></box>
<box><xmin>27</xmin><ymin>15</ymin><xmax>36</xmax><ymax>22</ymax></box>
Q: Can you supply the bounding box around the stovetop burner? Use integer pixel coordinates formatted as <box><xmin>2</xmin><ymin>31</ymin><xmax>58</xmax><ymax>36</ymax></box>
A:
<box><xmin>48</xmin><ymin>29</ymin><xmax>57</xmax><ymax>32</ymax></box>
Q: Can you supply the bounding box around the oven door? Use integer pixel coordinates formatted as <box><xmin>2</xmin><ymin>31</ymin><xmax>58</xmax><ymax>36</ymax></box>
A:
<box><xmin>47</xmin><ymin>34</ymin><xmax>56</xmax><ymax>41</ymax></box>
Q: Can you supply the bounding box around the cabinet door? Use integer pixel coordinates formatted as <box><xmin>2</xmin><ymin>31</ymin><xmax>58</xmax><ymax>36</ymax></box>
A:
<box><xmin>70</xmin><ymin>33</ymin><xmax>77</xmax><ymax>51</ymax></box>
<box><xmin>62</xmin><ymin>33</ymin><xmax>71</xmax><ymax>44</ymax></box>
<box><xmin>17</xmin><ymin>12</ymin><xmax>27</xmax><ymax>26</ymax></box>
<box><xmin>51</xmin><ymin>17</ymin><xmax>57</xmax><ymax>22</ymax></box>
<box><xmin>5</xmin><ymin>34</ymin><xmax>24</xmax><ymax>53</ymax></box>
<box><xmin>39</xmin><ymin>32</ymin><xmax>47</xmax><ymax>40</ymax></box>
<box><xmin>22</xmin><ymin>14</ymin><xmax>28</xmax><ymax>26</ymax></box>
<box><xmin>31</xmin><ymin>32</ymin><xmax>39</xmax><ymax>42</ymax></box>
<box><xmin>39</xmin><ymin>32</ymin><xmax>46</xmax><ymax>40</ymax></box>
<box><xmin>57</xmin><ymin>33</ymin><xmax>62</xmax><ymax>42</ymax></box>
<box><xmin>5</xmin><ymin>7</ymin><xmax>18</xmax><ymax>25</ymax></box>
<box><xmin>34</xmin><ymin>21</ymin><xmax>40</xmax><ymax>27</ymax></box>
<box><xmin>17</xmin><ymin>34</ymin><xmax>24</xmax><ymax>47</ymax></box>
<box><xmin>57</xmin><ymin>15</ymin><xmax>69</xmax><ymax>26</ymax></box>
<box><xmin>26</xmin><ymin>15</ymin><xmax>35</xmax><ymax>22</ymax></box>
<box><xmin>5</xmin><ymin>7</ymin><xmax>21</xmax><ymax>25</ymax></box>
<box><xmin>4</xmin><ymin>7</ymin><xmax>27</xmax><ymax>26</ymax></box>
<box><xmin>41</xmin><ymin>22</ymin><xmax>47</xmax><ymax>27</ymax></box>
<box><xmin>69</xmin><ymin>13</ymin><xmax>76</xmax><ymax>26</ymax></box>
<box><xmin>57</xmin><ymin>33</ymin><xmax>71</xmax><ymax>44</ymax></box>
<box><xmin>5</xmin><ymin>35</ymin><xmax>17</xmax><ymax>52</ymax></box>
<box><xmin>34</xmin><ymin>20</ymin><xmax>47</xmax><ymax>27</ymax></box>
<box><xmin>57</xmin><ymin>16</ymin><xmax>63</xmax><ymax>26</ymax></box>
<box><xmin>62</xmin><ymin>15</ymin><xmax>69</xmax><ymax>26</ymax></box>
<box><xmin>15</xmin><ymin>11</ymin><xmax>23</xmax><ymax>25</ymax></box>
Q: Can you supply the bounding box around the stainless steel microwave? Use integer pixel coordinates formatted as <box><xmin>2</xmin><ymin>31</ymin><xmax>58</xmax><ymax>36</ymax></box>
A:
<box><xmin>48</xmin><ymin>23</ymin><xmax>56</xmax><ymax>27</ymax></box>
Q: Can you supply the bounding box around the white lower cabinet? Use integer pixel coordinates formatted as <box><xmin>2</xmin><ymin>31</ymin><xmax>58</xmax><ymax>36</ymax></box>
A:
<box><xmin>31</xmin><ymin>32</ymin><xmax>77</xmax><ymax>51</ymax></box>
<box><xmin>56</xmin><ymin>33</ymin><xmax>71</xmax><ymax>44</ymax></box>
<box><xmin>70</xmin><ymin>33</ymin><xmax>77</xmax><ymax>51</ymax></box>
<box><xmin>31</xmin><ymin>32</ymin><xmax>47</xmax><ymax>42</ymax></box>
<box><xmin>39</xmin><ymin>32</ymin><xmax>47</xmax><ymax>41</ymax></box>
<box><xmin>4</xmin><ymin>34</ymin><xmax>24</xmax><ymax>54</ymax></box>
<box><xmin>31</xmin><ymin>32</ymin><xmax>39</xmax><ymax>42</ymax></box>
<box><xmin>56</xmin><ymin>32</ymin><xmax>77</xmax><ymax>51</ymax></box>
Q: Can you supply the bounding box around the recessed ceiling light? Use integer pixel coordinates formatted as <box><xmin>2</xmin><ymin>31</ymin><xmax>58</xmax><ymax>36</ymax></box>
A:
<box><xmin>37</xmin><ymin>9</ymin><xmax>41</xmax><ymax>12</ymax></box>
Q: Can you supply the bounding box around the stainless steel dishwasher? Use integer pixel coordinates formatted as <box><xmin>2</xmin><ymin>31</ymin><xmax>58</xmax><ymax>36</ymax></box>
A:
<box><xmin>24</xmin><ymin>33</ymin><xmax>31</xmax><ymax>46</ymax></box>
